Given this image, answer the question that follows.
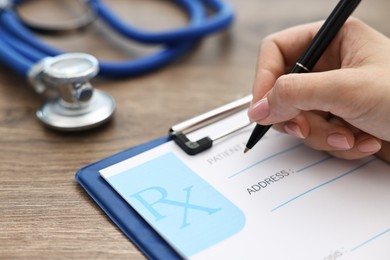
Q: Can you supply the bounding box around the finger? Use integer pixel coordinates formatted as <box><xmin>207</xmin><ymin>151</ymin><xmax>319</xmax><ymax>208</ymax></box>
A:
<box><xmin>252</xmin><ymin>22</ymin><xmax>324</xmax><ymax>102</ymax></box>
<box><xmin>276</xmin><ymin>112</ymin><xmax>382</xmax><ymax>160</ymax></box>
<box><xmin>274</xmin><ymin>112</ymin><xmax>355</xmax><ymax>151</ymax></box>
<box><xmin>329</xmin><ymin>133</ymin><xmax>382</xmax><ymax>160</ymax></box>
<box><xmin>299</xmin><ymin>112</ymin><xmax>355</xmax><ymax>151</ymax></box>
<box><xmin>273</xmin><ymin>113</ymin><xmax>310</xmax><ymax>139</ymax></box>
<box><xmin>251</xmin><ymin>68</ymin><xmax>363</xmax><ymax>125</ymax></box>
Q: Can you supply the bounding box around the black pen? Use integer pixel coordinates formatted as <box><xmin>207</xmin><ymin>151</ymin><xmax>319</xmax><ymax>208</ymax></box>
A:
<box><xmin>244</xmin><ymin>0</ymin><xmax>361</xmax><ymax>153</ymax></box>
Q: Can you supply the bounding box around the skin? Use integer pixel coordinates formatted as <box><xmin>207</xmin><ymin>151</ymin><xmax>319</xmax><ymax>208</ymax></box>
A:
<box><xmin>248</xmin><ymin>18</ymin><xmax>390</xmax><ymax>163</ymax></box>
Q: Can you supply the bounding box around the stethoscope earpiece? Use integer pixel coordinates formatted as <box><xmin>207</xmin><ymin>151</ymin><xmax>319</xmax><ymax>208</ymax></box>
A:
<box><xmin>29</xmin><ymin>53</ymin><xmax>116</xmax><ymax>131</ymax></box>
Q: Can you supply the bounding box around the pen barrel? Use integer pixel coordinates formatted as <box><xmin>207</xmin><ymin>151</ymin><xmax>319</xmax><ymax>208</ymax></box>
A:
<box><xmin>295</xmin><ymin>0</ymin><xmax>361</xmax><ymax>72</ymax></box>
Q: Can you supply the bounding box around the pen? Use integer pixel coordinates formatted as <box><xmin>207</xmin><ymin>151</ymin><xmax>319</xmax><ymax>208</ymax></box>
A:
<box><xmin>244</xmin><ymin>0</ymin><xmax>361</xmax><ymax>153</ymax></box>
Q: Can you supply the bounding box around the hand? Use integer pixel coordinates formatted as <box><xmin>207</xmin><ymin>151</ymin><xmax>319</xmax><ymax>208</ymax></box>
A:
<box><xmin>248</xmin><ymin>18</ymin><xmax>390</xmax><ymax>163</ymax></box>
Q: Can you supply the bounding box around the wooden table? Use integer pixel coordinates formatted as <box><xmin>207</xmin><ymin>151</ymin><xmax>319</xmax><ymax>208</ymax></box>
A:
<box><xmin>1</xmin><ymin>0</ymin><xmax>388</xmax><ymax>258</ymax></box>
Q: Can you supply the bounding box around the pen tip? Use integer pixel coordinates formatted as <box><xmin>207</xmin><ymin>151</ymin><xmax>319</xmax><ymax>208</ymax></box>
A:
<box><xmin>244</xmin><ymin>147</ymin><xmax>250</xmax><ymax>154</ymax></box>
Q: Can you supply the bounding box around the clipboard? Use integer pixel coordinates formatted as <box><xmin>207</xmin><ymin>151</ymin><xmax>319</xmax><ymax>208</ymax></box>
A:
<box><xmin>75</xmin><ymin>95</ymin><xmax>252</xmax><ymax>259</ymax></box>
<box><xmin>76</xmin><ymin>95</ymin><xmax>390</xmax><ymax>259</ymax></box>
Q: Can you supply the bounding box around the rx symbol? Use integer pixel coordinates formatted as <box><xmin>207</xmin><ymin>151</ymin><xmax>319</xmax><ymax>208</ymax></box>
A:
<box><xmin>131</xmin><ymin>185</ymin><xmax>221</xmax><ymax>228</ymax></box>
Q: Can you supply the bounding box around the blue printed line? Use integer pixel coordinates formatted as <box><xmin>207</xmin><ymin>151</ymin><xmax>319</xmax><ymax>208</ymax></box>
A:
<box><xmin>351</xmin><ymin>228</ymin><xmax>390</xmax><ymax>252</ymax></box>
<box><xmin>271</xmin><ymin>158</ymin><xmax>378</xmax><ymax>212</ymax></box>
<box><xmin>228</xmin><ymin>143</ymin><xmax>304</xmax><ymax>179</ymax></box>
<box><xmin>296</xmin><ymin>155</ymin><xmax>333</xmax><ymax>173</ymax></box>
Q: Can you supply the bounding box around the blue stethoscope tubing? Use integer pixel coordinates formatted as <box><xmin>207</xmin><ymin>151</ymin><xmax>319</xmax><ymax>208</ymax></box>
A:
<box><xmin>0</xmin><ymin>0</ymin><xmax>234</xmax><ymax>78</ymax></box>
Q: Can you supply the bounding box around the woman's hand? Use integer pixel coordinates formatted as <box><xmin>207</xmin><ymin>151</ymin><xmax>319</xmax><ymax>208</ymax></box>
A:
<box><xmin>248</xmin><ymin>18</ymin><xmax>390</xmax><ymax>162</ymax></box>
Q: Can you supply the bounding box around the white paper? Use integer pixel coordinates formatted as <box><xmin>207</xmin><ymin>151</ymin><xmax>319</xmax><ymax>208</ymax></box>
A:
<box><xmin>101</xmin><ymin>109</ymin><xmax>390</xmax><ymax>260</ymax></box>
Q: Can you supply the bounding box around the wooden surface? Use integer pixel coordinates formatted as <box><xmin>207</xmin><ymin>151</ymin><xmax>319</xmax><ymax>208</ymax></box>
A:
<box><xmin>1</xmin><ymin>0</ymin><xmax>389</xmax><ymax>259</ymax></box>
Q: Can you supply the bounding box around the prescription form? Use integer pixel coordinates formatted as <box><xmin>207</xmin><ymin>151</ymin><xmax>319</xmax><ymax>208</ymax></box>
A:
<box><xmin>100</xmin><ymin>109</ymin><xmax>390</xmax><ymax>260</ymax></box>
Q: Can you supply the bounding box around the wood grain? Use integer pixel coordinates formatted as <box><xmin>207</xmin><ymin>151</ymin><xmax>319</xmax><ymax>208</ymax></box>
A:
<box><xmin>1</xmin><ymin>0</ymin><xmax>388</xmax><ymax>258</ymax></box>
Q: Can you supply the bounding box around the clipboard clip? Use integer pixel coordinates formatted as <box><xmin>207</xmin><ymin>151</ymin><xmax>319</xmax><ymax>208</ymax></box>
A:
<box><xmin>169</xmin><ymin>95</ymin><xmax>252</xmax><ymax>155</ymax></box>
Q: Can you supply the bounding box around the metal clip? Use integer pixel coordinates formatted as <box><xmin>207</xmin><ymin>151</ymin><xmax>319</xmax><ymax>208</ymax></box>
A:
<box><xmin>169</xmin><ymin>95</ymin><xmax>252</xmax><ymax>155</ymax></box>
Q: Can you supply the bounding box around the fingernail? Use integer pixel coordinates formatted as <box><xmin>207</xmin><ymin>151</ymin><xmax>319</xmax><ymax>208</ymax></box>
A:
<box><xmin>248</xmin><ymin>98</ymin><xmax>270</xmax><ymax>121</ymax></box>
<box><xmin>327</xmin><ymin>134</ymin><xmax>352</xmax><ymax>150</ymax></box>
<box><xmin>357</xmin><ymin>138</ymin><xmax>381</xmax><ymax>153</ymax></box>
<box><xmin>284</xmin><ymin>122</ymin><xmax>305</xmax><ymax>139</ymax></box>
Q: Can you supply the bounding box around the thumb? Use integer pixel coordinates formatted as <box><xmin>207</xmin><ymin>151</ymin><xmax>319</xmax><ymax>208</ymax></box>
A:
<box><xmin>248</xmin><ymin>69</ymin><xmax>353</xmax><ymax>125</ymax></box>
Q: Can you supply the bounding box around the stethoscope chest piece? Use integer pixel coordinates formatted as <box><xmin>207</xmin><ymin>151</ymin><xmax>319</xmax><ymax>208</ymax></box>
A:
<box><xmin>29</xmin><ymin>53</ymin><xmax>116</xmax><ymax>131</ymax></box>
<box><xmin>36</xmin><ymin>89</ymin><xmax>115</xmax><ymax>131</ymax></box>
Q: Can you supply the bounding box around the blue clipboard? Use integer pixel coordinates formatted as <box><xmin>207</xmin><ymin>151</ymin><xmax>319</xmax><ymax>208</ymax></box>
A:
<box><xmin>75</xmin><ymin>136</ymin><xmax>182</xmax><ymax>260</ymax></box>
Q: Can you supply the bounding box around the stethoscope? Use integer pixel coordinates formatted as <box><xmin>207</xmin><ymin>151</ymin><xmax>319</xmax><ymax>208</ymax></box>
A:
<box><xmin>0</xmin><ymin>0</ymin><xmax>234</xmax><ymax>131</ymax></box>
